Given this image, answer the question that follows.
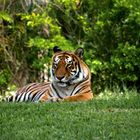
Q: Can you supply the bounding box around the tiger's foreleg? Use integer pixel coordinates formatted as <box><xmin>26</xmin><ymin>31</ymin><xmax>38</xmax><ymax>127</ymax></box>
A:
<box><xmin>38</xmin><ymin>92</ymin><xmax>93</xmax><ymax>102</ymax></box>
<box><xmin>63</xmin><ymin>92</ymin><xmax>93</xmax><ymax>102</ymax></box>
<box><xmin>39</xmin><ymin>95</ymin><xmax>62</xmax><ymax>103</ymax></box>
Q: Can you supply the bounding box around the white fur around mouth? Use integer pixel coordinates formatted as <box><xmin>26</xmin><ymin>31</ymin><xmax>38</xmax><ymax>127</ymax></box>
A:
<box><xmin>57</xmin><ymin>82</ymin><xmax>68</xmax><ymax>87</ymax></box>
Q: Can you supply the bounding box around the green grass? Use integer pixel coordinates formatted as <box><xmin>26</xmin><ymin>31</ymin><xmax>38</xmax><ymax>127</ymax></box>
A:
<box><xmin>0</xmin><ymin>90</ymin><xmax>140</xmax><ymax>140</ymax></box>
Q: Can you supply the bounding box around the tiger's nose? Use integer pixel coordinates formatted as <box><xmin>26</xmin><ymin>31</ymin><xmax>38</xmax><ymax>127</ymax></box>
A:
<box><xmin>56</xmin><ymin>76</ymin><xmax>65</xmax><ymax>80</ymax></box>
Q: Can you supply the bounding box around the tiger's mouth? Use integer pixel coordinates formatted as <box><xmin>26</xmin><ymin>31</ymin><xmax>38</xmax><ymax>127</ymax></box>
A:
<box><xmin>57</xmin><ymin>82</ymin><xmax>67</xmax><ymax>87</ymax></box>
<box><xmin>57</xmin><ymin>81</ymin><xmax>71</xmax><ymax>87</ymax></box>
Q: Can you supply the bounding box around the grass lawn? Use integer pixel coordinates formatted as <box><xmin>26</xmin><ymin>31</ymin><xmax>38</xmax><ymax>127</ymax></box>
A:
<box><xmin>0</xmin><ymin>90</ymin><xmax>140</xmax><ymax>140</ymax></box>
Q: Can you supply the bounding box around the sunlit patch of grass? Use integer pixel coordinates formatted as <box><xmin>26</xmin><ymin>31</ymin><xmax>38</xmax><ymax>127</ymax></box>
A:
<box><xmin>97</xmin><ymin>86</ymin><xmax>138</xmax><ymax>100</ymax></box>
<box><xmin>0</xmin><ymin>87</ymin><xmax>140</xmax><ymax>140</ymax></box>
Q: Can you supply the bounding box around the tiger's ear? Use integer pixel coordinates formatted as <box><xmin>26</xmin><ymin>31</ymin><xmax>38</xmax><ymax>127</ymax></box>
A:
<box><xmin>53</xmin><ymin>46</ymin><xmax>62</xmax><ymax>53</ymax></box>
<box><xmin>75</xmin><ymin>47</ymin><xmax>84</xmax><ymax>59</ymax></box>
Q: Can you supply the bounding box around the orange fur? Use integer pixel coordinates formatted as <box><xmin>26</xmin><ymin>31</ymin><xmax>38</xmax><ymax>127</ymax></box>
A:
<box><xmin>63</xmin><ymin>92</ymin><xmax>93</xmax><ymax>102</ymax></box>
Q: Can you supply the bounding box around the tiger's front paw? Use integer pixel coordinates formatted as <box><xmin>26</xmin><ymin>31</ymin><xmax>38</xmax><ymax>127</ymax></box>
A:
<box><xmin>47</xmin><ymin>97</ymin><xmax>63</xmax><ymax>102</ymax></box>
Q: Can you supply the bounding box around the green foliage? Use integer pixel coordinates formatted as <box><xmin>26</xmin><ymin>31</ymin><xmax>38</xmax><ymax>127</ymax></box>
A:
<box><xmin>0</xmin><ymin>0</ymin><xmax>140</xmax><ymax>93</ymax></box>
<box><xmin>46</xmin><ymin>0</ymin><xmax>140</xmax><ymax>92</ymax></box>
<box><xmin>111</xmin><ymin>43</ymin><xmax>140</xmax><ymax>82</ymax></box>
<box><xmin>0</xmin><ymin>1</ymin><xmax>76</xmax><ymax>92</ymax></box>
<box><xmin>0</xmin><ymin>70</ymin><xmax>11</xmax><ymax>91</ymax></box>
<box><xmin>0</xmin><ymin>11</ymin><xmax>13</xmax><ymax>23</ymax></box>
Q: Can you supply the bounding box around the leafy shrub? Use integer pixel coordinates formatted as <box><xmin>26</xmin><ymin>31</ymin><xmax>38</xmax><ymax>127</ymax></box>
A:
<box><xmin>0</xmin><ymin>0</ymin><xmax>140</xmax><ymax>94</ymax></box>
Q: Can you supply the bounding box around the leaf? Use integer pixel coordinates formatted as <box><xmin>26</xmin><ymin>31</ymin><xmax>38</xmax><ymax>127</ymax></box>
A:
<box><xmin>0</xmin><ymin>11</ymin><xmax>13</xmax><ymax>23</ymax></box>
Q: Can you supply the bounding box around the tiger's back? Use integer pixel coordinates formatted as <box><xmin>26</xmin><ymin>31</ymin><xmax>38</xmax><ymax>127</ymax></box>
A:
<box><xmin>5</xmin><ymin>83</ymin><xmax>51</xmax><ymax>102</ymax></box>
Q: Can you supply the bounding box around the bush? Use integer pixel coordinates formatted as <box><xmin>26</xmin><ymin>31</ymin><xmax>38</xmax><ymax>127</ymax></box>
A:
<box><xmin>0</xmin><ymin>0</ymin><xmax>140</xmax><ymax>94</ymax></box>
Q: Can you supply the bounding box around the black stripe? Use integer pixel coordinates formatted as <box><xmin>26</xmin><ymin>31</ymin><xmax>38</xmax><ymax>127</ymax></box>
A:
<box><xmin>23</xmin><ymin>93</ymin><xmax>27</xmax><ymax>102</ymax></box>
<box><xmin>27</xmin><ymin>92</ymin><xmax>33</xmax><ymax>102</ymax></box>
<box><xmin>23</xmin><ymin>92</ymin><xmax>31</xmax><ymax>102</ymax></box>
<box><xmin>9</xmin><ymin>96</ymin><xmax>13</xmax><ymax>102</ymax></box>
<box><xmin>37</xmin><ymin>90</ymin><xmax>47</xmax><ymax>101</ymax></box>
<box><xmin>74</xmin><ymin>84</ymin><xmax>88</xmax><ymax>95</ymax></box>
<box><xmin>26</xmin><ymin>85</ymin><xmax>40</xmax><ymax>93</ymax></box>
<box><xmin>32</xmin><ymin>92</ymin><xmax>41</xmax><ymax>102</ymax></box>
<box><xmin>27</xmin><ymin>88</ymin><xmax>42</xmax><ymax>101</ymax></box>
<box><xmin>74</xmin><ymin>88</ymin><xmax>82</xmax><ymax>95</ymax></box>
<box><xmin>78</xmin><ymin>62</ymin><xmax>81</xmax><ymax>73</ymax></box>
<box><xmin>20</xmin><ymin>84</ymin><xmax>46</xmax><ymax>101</ymax></box>
<box><xmin>70</xmin><ymin>77</ymin><xmax>89</xmax><ymax>96</ymax></box>
<box><xmin>32</xmin><ymin>90</ymin><xmax>46</xmax><ymax>102</ymax></box>
<box><xmin>17</xmin><ymin>93</ymin><xmax>24</xmax><ymax>102</ymax></box>
<box><xmin>29</xmin><ymin>87</ymin><xmax>40</xmax><ymax>93</ymax></box>
<box><xmin>70</xmin><ymin>84</ymin><xmax>79</xmax><ymax>96</ymax></box>
<box><xmin>25</xmin><ymin>83</ymin><xmax>37</xmax><ymax>92</ymax></box>
<box><xmin>70</xmin><ymin>62</ymin><xmax>81</xmax><ymax>82</ymax></box>
<box><xmin>22</xmin><ymin>92</ymin><xmax>31</xmax><ymax>102</ymax></box>
<box><xmin>48</xmin><ymin>90</ymin><xmax>53</xmax><ymax>97</ymax></box>
<box><xmin>15</xmin><ymin>93</ymin><xmax>19</xmax><ymax>101</ymax></box>
<box><xmin>52</xmin><ymin>83</ymin><xmax>63</xmax><ymax>99</ymax></box>
<box><xmin>31</xmin><ymin>92</ymin><xmax>39</xmax><ymax>102</ymax></box>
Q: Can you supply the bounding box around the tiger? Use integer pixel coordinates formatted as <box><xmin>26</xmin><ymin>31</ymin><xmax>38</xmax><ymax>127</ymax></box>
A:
<box><xmin>4</xmin><ymin>46</ymin><xmax>93</xmax><ymax>102</ymax></box>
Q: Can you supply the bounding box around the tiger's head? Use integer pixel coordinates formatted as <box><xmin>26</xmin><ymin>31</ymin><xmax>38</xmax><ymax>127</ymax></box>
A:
<box><xmin>51</xmin><ymin>46</ymin><xmax>88</xmax><ymax>87</ymax></box>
